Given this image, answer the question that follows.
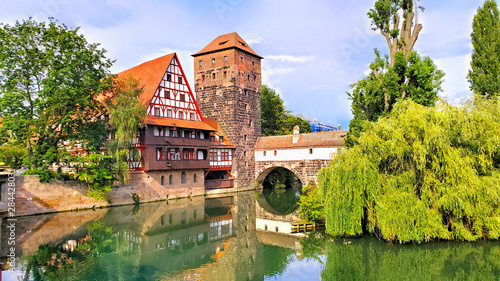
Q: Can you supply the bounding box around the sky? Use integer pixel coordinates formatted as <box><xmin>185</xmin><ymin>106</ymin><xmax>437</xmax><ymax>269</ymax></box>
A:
<box><xmin>0</xmin><ymin>0</ymin><xmax>489</xmax><ymax>129</ymax></box>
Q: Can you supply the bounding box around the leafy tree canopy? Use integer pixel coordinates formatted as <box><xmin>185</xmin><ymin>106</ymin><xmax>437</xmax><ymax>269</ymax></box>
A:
<box><xmin>468</xmin><ymin>0</ymin><xmax>500</xmax><ymax>98</ymax></box>
<box><xmin>106</xmin><ymin>75</ymin><xmax>146</xmax><ymax>183</ymax></box>
<box><xmin>261</xmin><ymin>85</ymin><xmax>311</xmax><ymax>136</ymax></box>
<box><xmin>0</xmin><ymin>18</ymin><xmax>114</xmax><ymax>168</ymax></box>
<box><xmin>320</xmin><ymin>98</ymin><xmax>500</xmax><ymax>243</ymax></box>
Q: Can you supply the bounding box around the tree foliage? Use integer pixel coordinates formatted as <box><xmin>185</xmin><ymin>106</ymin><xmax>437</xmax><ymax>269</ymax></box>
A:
<box><xmin>261</xmin><ymin>85</ymin><xmax>311</xmax><ymax>136</ymax></box>
<box><xmin>75</xmin><ymin>154</ymin><xmax>115</xmax><ymax>200</ymax></box>
<box><xmin>106</xmin><ymin>75</ymin><xmax>146</xmax><ymax>183</ymax></box>
<box><xmin>368</xmin><ymin>0</ymin><xmax>424</xmax><ymax>66</ymax></box>
<box><xmin>468</xmin><ymin>0</ymin><xmax>500</xmax><ymax>98</ymax></box>
<box><xmin>321</xmin><ymin>98</ymin><xmax>500</xmax><ymax>243</ymax></box>
<box><xmin>347</xmin><ymin>50</ymin><xmax>444</xmax><ymax>146</ymax></box>
<box><xmin>0</xmin><ymin>19</ymin><xmax>113</xmax><ymax>168</ymax></box>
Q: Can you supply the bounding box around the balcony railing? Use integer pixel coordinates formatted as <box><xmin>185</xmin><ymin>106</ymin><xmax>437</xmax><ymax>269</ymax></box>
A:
<box><xmin>205</xmin><ymin>179</ymin><xmax>234</xmax><ymax>190</ymax></box>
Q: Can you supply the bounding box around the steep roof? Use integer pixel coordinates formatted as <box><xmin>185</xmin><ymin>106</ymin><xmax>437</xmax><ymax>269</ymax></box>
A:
<box><xmin>204</xmin><ymin>118</ymin><xmax>235</xmax><ymax>148</ymax></box>
<box><xmin>115</xmin><ymin>53</ymin><xmax>176</xmax><ymax>107</ymax></box>
<box><xmin>192</xmin><ymin>32</ymin><xmax>263</xmax><ymax>59</ymax></box>
<box><xmin>145</xmin><ymin>116</ymin><xmax>215</xmax><ymax>131</ymax></box>
<box><xmin>255</xmin><ymin>131</ymin><xmax>348</xmax><ymax>150</ymax></box>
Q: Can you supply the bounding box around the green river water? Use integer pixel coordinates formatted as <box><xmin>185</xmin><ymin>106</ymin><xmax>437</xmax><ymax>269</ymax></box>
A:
<box><xmin>2</xmin><ymin>189</ymin><xmax>499</xmax><ymax>281</ymax></box>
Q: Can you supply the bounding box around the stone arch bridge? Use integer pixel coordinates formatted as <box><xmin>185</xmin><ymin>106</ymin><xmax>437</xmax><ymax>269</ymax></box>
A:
<box><xmin>253</xmin><ymin>129</ymin><xmax>347</xmax><ymax>188</ymax></box>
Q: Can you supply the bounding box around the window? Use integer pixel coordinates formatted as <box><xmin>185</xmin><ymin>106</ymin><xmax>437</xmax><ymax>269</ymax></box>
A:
<box><xmin>254</xmin><ymin>75</ymin><xmax>256</xmax><ymax>82</ymax></box>
<box><xmin>202</xmin><ymin>74</ymin><xmax>205</xmax><ymax>82</ymax></box>
<box><xmin>274</xmin><ymin>150</ymin><xmax>277</xmax><ymax>156</ymax></box>
<box><xmin>190</xmin><ymin>113</ymin><xmax>195</xmax><ymax>120</ymax></box>
<box><xmin>219</xmin><ymin>136</ymin><xmax>223</xmax><ymax>142</ymax></box>
<box><xmin>167</xmin><ymin>109</ymin><xmax>172</xmax><ymax>118</ymax></box>
<box><xmin>181</xmin><ymin>171</ymin><xmax>186</xmax><ymax>184</ymax></box>
<box><xmin>240</xmin><ymin>56</ymin><xmax>243</xmax><ymax>62</ymax></box>
<box><xmin>309</xmin><ymin>148</ymin><xmax>313</xmax><ymax>154</ymax></box>
<box><xmin>244</xmin><ymin>151</ymin><xmax>246</xmax><ymax>157</ymax></box>
<box><xmin>161</xmin><ymin>175</ymin><xmax>165</xmax><ymax>185</ymax></box>
<box><xmin>169</xmin><ymin>175</ymin><xmax>173</xmax><ymax>185</ymax></box>
<box><xmin>223</xmin><ymin>71</ymin><xmax>227</xmax><ymax>78</ymax></box>
<box><xmin>199</xmin><ymin>60</ymin><xmax>203</xmax><ymax>66</ymax></box>
<box><xmin>212</xmin><ymin>73</ymin><xmax>215</xmax><ymax>79</ymax></box>
<box><xmin>165</xmin><ymin>90</ymin><xmax>170</xmax><ymax>99</ymax></box>
<box><xmin>156</xmin><ymin>148</ymin><xmax>165</xmax><ymax>160</ymax></box>
<box><xmin>179</xmin><ymin>111</ymin><xmax>184</xmax><ymax>119</ymax></box>
<box><xmin>224</xmin><ymin>56</ymin><xmax>228</xmax><ymax>61</ymax></box>
<box><xmin>169</xmin><ymin>214</ymin><xmax>172</xmax><ymax>224</ymax></box>
<box><xmin>244</xmin><ymin>135</ymin><xmax>247</xmax><ymax>141</ymax></box>
<box><xmin>181</xmin><ymin>211</ymin><xmax>186</xmax><ymax>224</ymax></box>
<box><xmin>194</xmin><ymin>174</ymin><xmax>197</xmax><ymax>183</ymax></box>
<box><xmin>178</xmin><ymin>76</ymin><xmax>183</xmax><ymax>84</ymax></box>
<box><xmin>263</xmin><ymin>151</ymin><xmax>266</xmax><ymax>156</ymax></box>
<box><xmin>161</xmin><ymin>215</ymin><xmax>164</xmax><ymax>225</ymax></box>
<box><xmin>167</xmin><ymin>74</ymin><xmax>172</xmax><ymax>81</ymax></box>
<box><xmin>180</xmin><ymin>94</ymin><xmax>185</xmax><ymax>102</ymax></box>
<box><xmin>249</xmin><ymin>120</ymin><xmax>252</xmax><ymax>126</ymax></box>
<box><xmin>210</xmin><ymin>136</ymin><xmax>215</xmax><ymax>142</ymax></box>
<box><xmin>212</xmin><ymin>58</ymin><xmax>215</xmax><ymax>64</ymax></box>
<box><xmin>221</xmin><ymin>152</ymin><xmax>229</xmax><ymax>161</ymax></box>
<box><xmin>154</xmin><ymin>126</ymin><xmax>160</xmax><ymax>136</ymax></box>
<box><xmin>155</xmin><ymin>108</ymin><xmax>160</xmax><ymax>116</ymax></box>
<box><xmin>252</xmin><ymin>61</ymin><xmax>255</xmax><ymax>67</ymax></box>
<box><xmin>210</xmin><ymin>152</ymin><xmax>218</xmax><ymax>161</ymax></box>
<box><xmin>247</xmin><ymin>75</ymin><xmax>250</xmax><ymax>81</ymax></box>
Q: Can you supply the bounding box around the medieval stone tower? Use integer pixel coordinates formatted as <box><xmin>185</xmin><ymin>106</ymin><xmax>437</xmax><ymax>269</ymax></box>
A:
<box><xmin>193</xmin><ymin>32</ymin><xmax>262</xmax><ymax>189</ymax></box>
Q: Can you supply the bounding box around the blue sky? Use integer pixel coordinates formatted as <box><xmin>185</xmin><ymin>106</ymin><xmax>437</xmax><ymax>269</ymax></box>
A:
<box><xmin>0</xmin><ymin>0</ymin><xmax>488</xmax><ymax>129</ymax></box>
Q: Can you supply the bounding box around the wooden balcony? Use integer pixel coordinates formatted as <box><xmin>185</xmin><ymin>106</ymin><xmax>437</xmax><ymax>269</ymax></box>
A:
<box><xmin>147</xmin><ymin>159</ymin><xmax>210</xmax><ymax>171</ymax></box>
<box><xmin>205</xmin><ymin>179</ymin><xmax>234</xmax><ymax>190</ymax></box>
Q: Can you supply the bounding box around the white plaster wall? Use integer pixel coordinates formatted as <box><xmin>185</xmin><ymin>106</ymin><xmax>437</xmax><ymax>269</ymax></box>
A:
<box><xmin>255</xmin><ymin>147</ymin><xmax>337</xmax><ymax>162</ymax></box>
<box><xmin>256</xmin><ymin>218</ymin><xmax>292</xmax><ymax>234</ymax></box>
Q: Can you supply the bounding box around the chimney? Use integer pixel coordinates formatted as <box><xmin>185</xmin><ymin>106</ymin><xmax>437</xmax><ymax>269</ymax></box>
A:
<box><xmin>292</xmin><ymin>126</ymin><xmax>300</xmax><ymax>143</ymax></box>
<box><xmin>337</xmin><ymin>124</ymin><xmax>341</xmax><ymax>131</ymax></box>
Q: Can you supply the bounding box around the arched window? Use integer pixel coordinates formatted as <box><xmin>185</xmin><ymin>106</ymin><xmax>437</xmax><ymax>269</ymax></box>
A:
<box><xmin>181</xmin><ymin>171</ymin><xmax>186</xmax><ymax>184</ymax></box>
<box><xmin>161</xmin><ymin>175</ymin><xmax>164</xmax><ymax>185</ymax></box>
<box><xmin>169</xmin><ymin>175</ymin><xmax>172</xmax><ymax>185</ymax></box>
<box><xmin>193</xmin><ymin>174</ymin><xmax>197</xmax><ymax>183</ymax></box>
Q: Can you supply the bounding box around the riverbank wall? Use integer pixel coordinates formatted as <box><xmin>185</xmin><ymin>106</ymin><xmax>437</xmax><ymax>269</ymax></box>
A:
<box><xmin>1</xmin><ymin>172</ymin><xmax>205</xmax><ymax>217</ymax></box>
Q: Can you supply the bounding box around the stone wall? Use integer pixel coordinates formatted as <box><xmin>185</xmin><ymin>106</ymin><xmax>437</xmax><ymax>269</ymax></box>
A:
<box><xmin>3</xmin><ymin>169</ymin><xmax>205</xmax><ymax>217</ymax></box>
<box><xmin>255</xmin><ymin>159</ymin><xmax>331</xmax><ymax>186</ymax></box>
<box><xmin>194</xmin><ymin>48</ymin><xmax>262</xmax><ymax>189</ymax></box>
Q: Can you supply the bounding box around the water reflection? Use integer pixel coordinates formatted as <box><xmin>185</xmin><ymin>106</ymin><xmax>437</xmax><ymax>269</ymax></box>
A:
<box><xmin>1</xmin><ymin>191</ymin><xmax>499</xmax><ymax>281</ymax></box>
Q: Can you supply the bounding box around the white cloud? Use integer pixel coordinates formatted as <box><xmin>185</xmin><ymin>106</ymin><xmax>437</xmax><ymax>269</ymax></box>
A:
<box><xmin>265</xmin><ymin>55</ymin><xmax>315</xmax><ymax>63</ymax></box>
<box><xmin>434</xmin><ymin>53</ymin><xmax>473</xmax><ymax>101</ymax></box>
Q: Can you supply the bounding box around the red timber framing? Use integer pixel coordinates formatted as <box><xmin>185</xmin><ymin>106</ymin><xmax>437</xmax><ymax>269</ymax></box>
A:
<box><xmin>208</xmin><ymin>148</ymin><xmax>233</xmax><ymax>171</ymax></box>
<box><xmin>147</xmin><ymin>55</ymin><xmax>203</xmax><ymax>121</ymax></box>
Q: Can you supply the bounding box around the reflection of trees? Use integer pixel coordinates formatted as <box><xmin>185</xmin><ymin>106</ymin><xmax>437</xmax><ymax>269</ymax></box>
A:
<box><xmin>22</xmin><ymin>221</ymin><xmax>140</xmax><ymax>280</ymax></box>
<box><xmin>261</xmin><ymin>188</ymin><xmax>300</xmax><ymax>215</ymax></box>
<box><xmin>262</xmin><ymin>244</ymin><xmax>294</xmax><ymax>277</ymax></box>
<box><xmin>300</xmin><ymin>234</ymin><xmax>500</xmax><ymax>280</ymax></box>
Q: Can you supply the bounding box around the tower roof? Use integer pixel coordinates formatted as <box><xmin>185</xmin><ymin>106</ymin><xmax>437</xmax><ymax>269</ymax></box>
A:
<box><xmin>192</xmin><ymin>32</ymin><xmax>263</xmax><ymax>59</ymax></box>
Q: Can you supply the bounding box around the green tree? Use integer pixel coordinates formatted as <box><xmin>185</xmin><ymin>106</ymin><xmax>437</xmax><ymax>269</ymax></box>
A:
<box><xmin>106</xmin><ymin>75</ymin><xmax>146</xmax><ymax>183</ymax></box>
<box><xmin>0</xmin><ymin>19</ymin><xmax>113</xmax><ymax>168</ymax></box>
<box><xmin>321</xmin><ymin>98</ymin><xmax>500</xmax><ymax>243</ymax></box>
<box><xmin>0</xmin><ymin>142</ymin><xmax>27</xmax><ymax>168</ymax></box>
<box><xmin>261</xmin><ymin>85</ymin><xmax>311</xmax><ymax>136</ymax></box>
<box><xmin>468</xmin><ymin>0</ymin><xmax>500</xmax><ymax>98</ymax></box>
<box><xmin>347</xmin><ymin>2</ymin><xmax>444</xmax><ymax>146</ymax></box>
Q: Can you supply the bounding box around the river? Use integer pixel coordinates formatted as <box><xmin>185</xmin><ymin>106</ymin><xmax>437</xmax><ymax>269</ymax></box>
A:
<box><xmin>1</xmin><ymin>189</ymin><xmax>499</xmax><ymax>280</ymax></box>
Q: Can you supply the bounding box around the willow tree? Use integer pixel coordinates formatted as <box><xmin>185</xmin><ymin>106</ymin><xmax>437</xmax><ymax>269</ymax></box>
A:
<box><xmin>468</xmin><ymin>0</ymin><xmax>500</xmax><ymax>98</ymax></box>
<box><xmin>106</xmin><ymin>75</ymin><xmax>146</xmax><ymax>183</ymax></box>
<box><xmin>321</xmin><ymin>98</ymin><xmax>500</xmax><ymax>243</ymax></box>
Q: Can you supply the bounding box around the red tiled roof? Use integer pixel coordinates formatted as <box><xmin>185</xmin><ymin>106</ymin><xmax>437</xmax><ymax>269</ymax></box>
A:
<box><xmin>192</xmin><ymin>32</ymin><xmax>263</xmax><ymax>59</ymax></box>
<box><xmin>255</xmin><ymin>131</ymin><xmax>348</xmax><ymax>150</ymax></box>
<box><xmin>204</xmin><ymin>118</ymin><xmax>235</xmax><ymax>148</ymax></box>
<box><xmin>145</xmin><ymin>116</ymin><xmax>216</xmax><ymax>131</ymax></box>
<box><xmin>115</xmin><ymin>53</ymin><xmax>176</xmax><ymax>107</ymax></box>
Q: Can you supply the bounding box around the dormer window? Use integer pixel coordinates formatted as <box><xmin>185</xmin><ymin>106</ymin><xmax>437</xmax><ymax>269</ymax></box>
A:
<box><xmin>210</xmin><ymin>136</ymin><xmax>215</xmax><ymax>142</ymax></box>
<box><xmin>219</xmin><ymin>136</ymin><xmax>223</xmax><ymax>142</ymax></box>
<box><xmin>219</xmin><ymin>40</ymin><xmax>228</xmax><ymax>45</ymax></box>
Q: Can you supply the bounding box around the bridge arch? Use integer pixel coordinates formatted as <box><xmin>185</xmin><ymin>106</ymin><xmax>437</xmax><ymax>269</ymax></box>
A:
<box><xmin>255</xmin><ymin>164</ymin><xmax>306</xmax><ymax>189</ymax></box>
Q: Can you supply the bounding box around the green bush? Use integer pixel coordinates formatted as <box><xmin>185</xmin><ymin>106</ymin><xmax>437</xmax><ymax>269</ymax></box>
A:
<box><xmin>298</xmin><ymin>181</ymin><xmax>324</xmax><ymax>223</ymax></box>
<box><xmin>75</xmin><ymin>154</ymin><xmax>116</xmax><ymax>200</ymax></box>
<box><xmin>0</xmin><ymin>143</ymin><xmax>28</xmax><ymax>169</ymax></box>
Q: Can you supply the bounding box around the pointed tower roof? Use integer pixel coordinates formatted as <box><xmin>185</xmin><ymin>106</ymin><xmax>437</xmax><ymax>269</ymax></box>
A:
<box><xmin>192</xmin><ymin>32</ymin><xmax>263</xmax><ymax>59</ymax></box>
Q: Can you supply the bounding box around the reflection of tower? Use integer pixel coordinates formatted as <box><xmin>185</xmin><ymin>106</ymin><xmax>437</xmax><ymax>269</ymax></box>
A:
<box><xmin>193</xmin><ymin>32</ymin><xmax>263</xmax><ymax>189</ymax></box>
